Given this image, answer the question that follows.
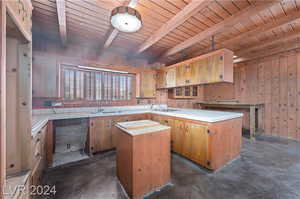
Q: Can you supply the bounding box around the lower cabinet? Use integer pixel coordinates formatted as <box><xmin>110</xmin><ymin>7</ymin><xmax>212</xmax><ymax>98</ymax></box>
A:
<box><xmin>172</xmin><ymin>120</ymin><xmax>184</xmax><ymax>154</ymax></box>
<box><xmin>153</xmin><ymin>115</ymin><xmax>242</xmax><ymax>170</ymax></box>
<box><xmin>90</xmin><ymin>113</ymin><xmax>242</xmax><ymax>170</ymax></box>
<box><xmin>184</xmin><ymin>123</ymin><xmax>209</xmax><ymax>167</ymax></box>
<box><xmin>91</xmin><ymin>117</ymin><xmax>113</xmax><ymax>152</ymax></box>
<box><xmin>30</xmin><ymin>123</ymin><xmax>48</xmax><ymax>199</ymax></box>
<box><xmin>90</xmin><ymin>114</ymin><xmax>149</xmax><ymax>153</ymax></box>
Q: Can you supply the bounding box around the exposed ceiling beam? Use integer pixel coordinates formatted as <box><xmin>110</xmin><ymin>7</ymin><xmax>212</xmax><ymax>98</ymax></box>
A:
<box><xmin>162</xmin><ymin>0</ymin><xmax>280</xmax><ymax>58</ymax></box>
<box><xmin>102</xmin><ymin>0</ymin><xmax>138</xmax><ymax>49</ymax></box>
<box><xmin>188</xmin><ymin>9</ymin><xmax>300</xmax><ymax>59</ymax></box>
<box><xmin>103</xmin><ymin>29</ymin><xmax>119</xmax><ymax>48</ymax></box>
<box><xmin>223</xmin><ymin>10</ymin><xmax>300</xmax><ymax>48</ymax></box>
<box><xmin>236</xmin><ymin>29</ymin><xmax>300</xmax><ymax>56</ymax></box>
<box><xmin>135</xmin><ymin>0</ymin><xmax>210</xmax><ymax>54</ymax></box>
<box><xmin>56</xmin><ymin>0</ymin><xmax>67</xmax><ymax>46</ymax></box>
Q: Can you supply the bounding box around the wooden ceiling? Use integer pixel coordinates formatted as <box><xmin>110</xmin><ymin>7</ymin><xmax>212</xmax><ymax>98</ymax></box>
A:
<box><xmin>32</xmin><ymin>0</ymin><xmax>300</xmax><ymax>64</ymax></box>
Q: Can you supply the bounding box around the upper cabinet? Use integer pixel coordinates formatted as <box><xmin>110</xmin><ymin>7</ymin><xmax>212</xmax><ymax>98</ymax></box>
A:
<box><xmin>136</xmin><ymin>70</ymin><xmax>156</xmax><ymax>98</ymax></box>
<box><xmin>166</xmin><ymin>67</ymin><xmax>176</xmax><ymax>88</ymax></box>
<box><xmin>6</xmin><ymin>0</ymin><xmax>33</xmax><ymax>41</ymax></box>
<box><xmin>157</xmin><ymin>67</ymin><xmax>176</xmax><ymax>89</ymax></box>
<box><xmin>157</xmin><ymin>49</ymin><xmax>233</xmax><ymax>89</ymax></box>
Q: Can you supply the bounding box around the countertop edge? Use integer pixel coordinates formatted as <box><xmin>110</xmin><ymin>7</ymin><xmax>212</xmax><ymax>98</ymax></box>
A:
<box><xmin>32</xmin><ymin>110</ymin><xmax>243</xmax><ymax>136</ymax></box>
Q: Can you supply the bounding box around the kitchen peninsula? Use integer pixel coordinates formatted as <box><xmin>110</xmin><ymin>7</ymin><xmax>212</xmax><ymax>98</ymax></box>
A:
<box><xmin>32</xmin><ymin>105</ymin><xmax>243</xmax><ymax>170</ymax></box>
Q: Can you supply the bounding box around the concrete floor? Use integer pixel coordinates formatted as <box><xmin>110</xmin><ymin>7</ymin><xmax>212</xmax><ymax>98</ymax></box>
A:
<box><xmin>41</xmin><ymin>136</ymin><xmax>300</xmax><ymax>199</ymax></box>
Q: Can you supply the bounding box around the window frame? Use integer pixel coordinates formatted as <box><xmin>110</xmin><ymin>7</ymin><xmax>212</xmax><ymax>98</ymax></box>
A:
<box><xmin>59</xmin><ymin>64</ymin><xmax>136</xmax><ymax>105</ymax></box>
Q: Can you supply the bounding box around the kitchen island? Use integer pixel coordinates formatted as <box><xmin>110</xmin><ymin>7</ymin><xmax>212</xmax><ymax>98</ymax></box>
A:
<box><xmin>32</xmin><ymin>105</ymin><xmax>243</xmax><ymax>170</ymax></box>
<box><xmin>115</xmin><ymin>120</ymin><xmax>171</xmax><ymax>199</ymax></box>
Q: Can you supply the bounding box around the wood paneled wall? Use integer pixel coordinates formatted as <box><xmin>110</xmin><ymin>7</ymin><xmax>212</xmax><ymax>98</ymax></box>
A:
<box><xmin>167</xmin><ymin>50</ymin><xmax>300</xmax><ymax>140</ymax></box>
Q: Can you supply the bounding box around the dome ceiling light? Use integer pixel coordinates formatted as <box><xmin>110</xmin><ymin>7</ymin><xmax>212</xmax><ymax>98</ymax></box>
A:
<box><xmin>110</xmin><ymin>6</ymin><xmax>142</xmax><ymax>33</ymax></box>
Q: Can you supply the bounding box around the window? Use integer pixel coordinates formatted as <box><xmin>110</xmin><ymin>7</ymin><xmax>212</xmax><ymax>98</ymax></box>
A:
<box><xmin>61</xmin><ymin>65</ymin><xmax>134</xmax><ymax>102</ymax></box>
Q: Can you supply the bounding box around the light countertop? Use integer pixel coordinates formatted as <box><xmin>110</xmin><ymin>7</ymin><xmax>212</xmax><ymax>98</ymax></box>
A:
<box><xmin>32</xmin><ymin>105</ymin><xmax>243</xmax><ymax>137</ymax></box>
<box><xmin>116</xmin><ymin>120</ymin><xmax>170</xmax><ymax>136</ymax></box>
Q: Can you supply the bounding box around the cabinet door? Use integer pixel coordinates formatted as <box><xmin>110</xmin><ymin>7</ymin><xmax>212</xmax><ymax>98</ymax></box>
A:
<box><xmin>91</xmin><ymin>118</ymin><xmax>113</xmax><ymax>152</ymax></box>
<box><xmin>188</xmin><ymin>123</ymin><xmax>209</xmax><ymax>167</ymax></box>
<box><xmin>175</xmin><ymin>65</ymin><xmax>186</xmax><ymax>86</ymax></box>
<box><xmin>166</xmin><ymin>68</ymin><xmax>176</xmax><ymax>88</ymax></box>
<box><xmin>181</xmin><ymin>122</ymin><xmax>192</xmax><ymax>158</ymax></box>
<box><xmin>140</xmin><ymin>71</ymin><xmax>156</xmax><ymax>98</ymax></box>
<box><xmin>198</xmin><ymin>58</ymin><xmax>209</xmax><ymax>83</ymax></box>
<box><xmin>172</xmin><ymin>120</ymin><xmax>185</xmax><ymax>154</ymax></box>
<box><xmin>161</xmin><ymin>118</ymin><xmax>174</xmax><ymax>142</ymax></box>
<box><xmin>112</xmin><ymin>118</ymin><xmax>123</xmax><ymax>148</ymax></box>
<box><xmin>156</xmin><ymin>70</ymin><xmax>166</xmax><ymax>89</ymax></box>
<box><xmin>190</xmin><ymin>61</ymin><xmax>200</xmax><ymax>85</ymax></box>
<box><xmin>184</xmin><ymin>86</ymin><xmax>191</xmax><ymax>97</ymax></box>
<box><xmin>207</xmin><ymin>54</ymin><xmax>224</xmax><ymax>83</ymax></box>
<box><xmin>184</xmin><ymin>64</ymin><xmax>192</xmax><ymax>85</ymax></box>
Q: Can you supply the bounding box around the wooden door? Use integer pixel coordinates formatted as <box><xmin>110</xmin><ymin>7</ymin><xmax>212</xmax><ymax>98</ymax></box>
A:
<box><xmin>90</xmin><ymin>117</ymin><xmax>113</xmax><ymax>152</ymax></box>
<box><xmin>175</xmin><ymin>65</ymin><xmax>186</xmax><ymax>87</ymax></box>
<box><xmin>112</xmin><ymin>117</ymin><xmax>124</xmax><ymax>148</ymax></box>
<box><xmin>188</xmin><ymin>123</ymin><xmax>209</xmax><ymax>166</ymax></box>
<box><xmin>184</xmin><ymin>64</ymin><xmax>192</xmax><ymax>85</ymax></box>
<box><xmin>190</xmin><ymin>61</ymin><xmax>200</xmax><ymax>85</ymax></box>
<box><xmin>166</xmin><ymin>68</ymin><xmax>176</xmax><ymax>88</ymax></box>
<box><xmin>156</xmin><ymin>70</ymin><xmax>166</xmax><ymax>89</ymax></box>
<box><xmin>181</xmin><ymin>122</ymin><xmax>192</xmax><ymax>158</ymax></box>
<box><xmin>207</xmin><ymin>54</ymin><xmax>224</xmax><ymax>83</ymax></box>
<box><xmin>172</xmin><ymin>120</ymin><xmax>185</xmax><ymax>154</ymax></box>
<box><xmin>140</xmin><ymin>71</ymin><xmax>156</xmax><ymax>98</ymax></box>
<box><xmin>162</xmin><ymin>118</ymin><xmax>174</xmax><ymax>142</ymax></box>
<box><xmin>198</xmin><ymin>57</ymin><xmax>209</xmax><ymax>83</ymax></box>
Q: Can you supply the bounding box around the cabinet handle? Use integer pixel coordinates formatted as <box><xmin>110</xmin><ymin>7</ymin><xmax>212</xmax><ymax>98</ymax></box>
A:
<box><xmin>219</xmin><ymin>74</ymin><xmax>223</xmax><ymax>79</ymax></box>
<box><xmin>207</xmin><ymin>161</ymin><xmax>211</xmax><ymax>166</ymax></box>
<box><xmin>207</xmin><ymin>129</ymin><xmax>214</xmax><ymax>134</ymax></box>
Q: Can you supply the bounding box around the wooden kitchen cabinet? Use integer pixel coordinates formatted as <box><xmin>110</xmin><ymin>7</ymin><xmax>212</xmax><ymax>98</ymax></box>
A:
<box><xmin>153</xmin><ymin>114</ymin><xmax>242</xmax><ymax>170</ymax></box>
<box><xmin>171</xmin><ymin>85</ymin><xmax>199</xmax><ymax>99</ymax></box>
<box><xmin>116</xmin><ymin>120</ymin><xmax>171</xmax><ymax>199</ymax></box>
<box><xmin>172</xmin><ymin>120</ymin><xmax>185</xmax><ymax>154</ymax></box>
<box><xmin>176</xmin><ymin>65</ymin><xmax>186</xmax><ymax>86</ymax></box>
<box><xmin>157</xmin><ymin>49</ymin><xmax>233</xmax><ymax>88</ymax></box>
<box><xmin>136</xmin><ymin>70</ymin><xmax>156</xmax><ymax>98</ymax></box>
<box><xmin>90</xmin><ymin>114</ymin><xmax>149</xmax><ymax>153</ymax></box>
<box><xmin>90</xmin><ymin>117</ymin><xmax>113</xmax><ymax>152</ymax></box>
<box><xmin>165</xmin><ymin>67</ymin><xmax>176</xmax><ymax>88</ymax></box>
<box><xmin>184</xmin><ymin>123</ymin><xmax>209</xmax><ymax>166</ymax></box>
<box><xmin>156</xmin><ymin>70</ymin><xmax>166</xmax><ymax>89</ymax></box>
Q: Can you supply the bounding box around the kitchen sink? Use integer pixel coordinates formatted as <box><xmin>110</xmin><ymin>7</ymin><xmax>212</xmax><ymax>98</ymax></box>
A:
<box><xmin>153</xmin><ymin>109</ymin><xmax>178</xmax><ymax>112</ymax></box>
<box><xmin>102</xmin><ymin>110</ymin><xmax>123</xmax><ymax>114</ymax></box>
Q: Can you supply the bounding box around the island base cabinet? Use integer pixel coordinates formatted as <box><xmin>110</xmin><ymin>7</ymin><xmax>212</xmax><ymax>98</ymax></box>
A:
<box><xmin>208</xmin><ymin>118</ymin><xmax>242</xmax><ymax>170</ymax></box>
<box><xmin>152</xmin><ymin>114</ymin><xmax>242</xmax><ymax>171</ymax></box>
<box><xmin>116</xmin><ymin>127</ymin><xmax>171</xmax><ymax>199</ymax></box>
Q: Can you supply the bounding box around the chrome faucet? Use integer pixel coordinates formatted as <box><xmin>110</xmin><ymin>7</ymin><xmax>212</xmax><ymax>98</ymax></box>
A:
<box><xmin>150</xmin><ymin>104</ymin><xmax>154</xmax><ymax>110</ymax></box>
